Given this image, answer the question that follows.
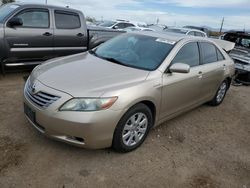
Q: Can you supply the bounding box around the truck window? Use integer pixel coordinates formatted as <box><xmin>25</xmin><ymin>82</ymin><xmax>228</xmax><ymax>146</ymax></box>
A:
<box><xmin>15</xmin><ymin>9</ymin><xmax>49</xmax><ymax>28</ymax></box>
<box><xmin>55</xmin><ymin>11</ymin><xmax>81</xmax><ymax>29</ymax></box>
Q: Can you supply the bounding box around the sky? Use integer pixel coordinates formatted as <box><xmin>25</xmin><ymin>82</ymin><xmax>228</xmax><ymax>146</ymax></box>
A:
<box><xmin>18</xmin><ymin>0</ymin><xmax>250</xmax><ymax>30</ymax></box>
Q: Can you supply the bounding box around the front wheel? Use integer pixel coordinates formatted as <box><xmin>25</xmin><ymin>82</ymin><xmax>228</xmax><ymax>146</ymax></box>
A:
<box><xmin>112</xmin><ymin>103</ymin><xmax>153</xmax><ymax>152</ymax></box>
<box><xmin>209</xmin><ymin>80</ymin><xmax>228</xmax><ymax>106</ymax></box>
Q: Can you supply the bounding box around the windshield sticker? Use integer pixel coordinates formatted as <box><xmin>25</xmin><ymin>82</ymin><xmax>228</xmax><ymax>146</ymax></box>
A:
<box><xmin>156</xmin><ymin>38</ymin><xmax>176</xmax><ymax>45</ymax></box>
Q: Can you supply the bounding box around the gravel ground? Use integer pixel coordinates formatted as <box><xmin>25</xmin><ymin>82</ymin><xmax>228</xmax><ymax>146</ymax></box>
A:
<box><xmin>0</xmin><ymin>73</ymin><xmax>249</xmax><ymax>188</ymax></box>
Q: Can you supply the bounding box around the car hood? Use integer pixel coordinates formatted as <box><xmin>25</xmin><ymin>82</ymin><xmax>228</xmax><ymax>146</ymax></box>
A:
<box><xmin>32</xmin><ymin>52</ymin><xmax>150</xmax><ymax>97</ymax></box>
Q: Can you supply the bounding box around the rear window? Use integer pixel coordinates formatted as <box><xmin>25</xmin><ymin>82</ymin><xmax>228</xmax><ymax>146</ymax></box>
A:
<box><xmin>55</xmin><ymin>11</ymin><xmax>81</xmax><ymax>29</ymax></box>
<box><xmin>200</xmin><ymin>42</ymin><xmax>218</xmax><ymax>64</ymax></box>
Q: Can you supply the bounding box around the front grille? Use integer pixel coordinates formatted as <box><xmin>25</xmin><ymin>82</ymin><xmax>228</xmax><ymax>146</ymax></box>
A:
<box><xmin>25</xmin><ymin>82</ymin><xmax>60</xmax><ymax>108</ymax></box>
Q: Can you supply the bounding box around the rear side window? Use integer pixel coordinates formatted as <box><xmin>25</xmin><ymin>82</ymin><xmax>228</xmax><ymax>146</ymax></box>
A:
<box><xmin>200</xmin><ymin>42</ymin><xmax>218</xmax><ymax>64</ymax></box>
<box><xmin>217</xmin><ymin>49</ymin><xmax>225</xmax><ymax>61</ymax></box>
<box><xmin>15</xmin><ymin>9</ymin><xmax>49</xmax><ymax>28</ymax></box>
<box><xmin>195</xmin><ymin>32</ymin><xmax>205</xmax><ymax>37</ymax></box>
<box><xmin>172</xmin><ymin>42</ymin><xmax>200</xmax><ymax>67</ymax></box>
<box><xmin>55</xmin><ymin>11</ymin><xmax>81</xmax><ymax>29</ymax></box>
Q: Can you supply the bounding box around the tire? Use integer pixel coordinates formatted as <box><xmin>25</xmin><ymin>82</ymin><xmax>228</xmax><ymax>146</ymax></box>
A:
<box><xmin>209</xmin><ymin>80</ymin><xmax>228</xmax><ymax>106</ymax></box>
<box><xmin>112</xmin><ymin>103</ymin><xmax>153</xmax><ymax>152</ymax></box>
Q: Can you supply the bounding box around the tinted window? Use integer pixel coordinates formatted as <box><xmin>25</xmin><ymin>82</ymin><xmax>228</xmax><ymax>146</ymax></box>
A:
<box><xmin>200</xmin><ymin>42</ymin><xmax>218</xmax><ymax>64</ymax></box>
<box><xmin>93</xmin><ymin>34</ymin><xmax>174</xmax><ymax>70</ymax></box>
<box><xmin>188</xmin><ymin>31</ymin><xmax>195</xmax><ymax>36</ymax></box>
<box><xmin>217</xmin><ymin>49</ymin><xmax>225</xmax><ymax>61</ymax></box>
<box><xmin>195</xmin><ymin>32</ymin><xmax>204</xmax><ymax>37</ymax></box>
<box><xmin>124</xmin><ymin>23</ymin><xmax>135</xmax><ymax>28</ymax></box>
<box><xmin>55</xmin><ymin>11</ymin><xmax>80</xmax><ymax>29</ymax></box>
<box><xmin>99</xmin><ymin>21</ymin><xmax>116</xmax><ymax>27</ymax></box>
<box><xmin>16</xmin><ymin>9</ymin><xmax>49</xmax><ymax>28</ymax></box>
<box><xmin>114</xmin><ymin>23</ymin><xmax>125</xmax><ymax>29</ymax></box>
<box><xmin>172</xmin><ymin>42</ymin><xmax>200</xmax><ymax>67</ymax></box>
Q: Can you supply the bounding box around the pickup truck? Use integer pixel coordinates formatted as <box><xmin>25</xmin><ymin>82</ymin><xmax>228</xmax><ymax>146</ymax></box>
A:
<box><xmin>0</xmin><ymin>3</ymin><xmax>123</xmax><ymax>74</ymax></box>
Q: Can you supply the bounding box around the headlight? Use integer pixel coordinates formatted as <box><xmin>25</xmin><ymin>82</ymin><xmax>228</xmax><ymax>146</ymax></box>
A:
<box><xmin>59</xmin><ymin>97</ymin><xmax>118</xmax><ymax>111</ymax></box>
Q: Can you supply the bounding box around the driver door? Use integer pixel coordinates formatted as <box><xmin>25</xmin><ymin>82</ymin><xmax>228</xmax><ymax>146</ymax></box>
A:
<box><xmin>160</xmin><ymin>42</ymin><xmax>203</xmax><ymax>120</ymax></box>
<box><xmin>4</xmin><ymin>8</ymin><xmax>54</xmax><ymax>61</ymax></box>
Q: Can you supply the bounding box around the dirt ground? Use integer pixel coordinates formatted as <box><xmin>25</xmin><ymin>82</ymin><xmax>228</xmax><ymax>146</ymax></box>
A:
<box><xmin>0</xmin><ymin>73</ymin><xmax>249</xmax><ymax>188</ymax></box>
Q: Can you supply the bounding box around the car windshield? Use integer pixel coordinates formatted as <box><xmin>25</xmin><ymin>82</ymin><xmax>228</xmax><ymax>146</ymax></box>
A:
<box><xmin>0</xmin><ymin>4</ymin><xmax>19</xmax><ymax>23</ymax></box>
<box><xmin>237</xmin><ymin>37</ymin><xmax>250</xmax><ymax>49</ymax></box>
<box><xmin>92</xmin><ymin>34</ymin><xmax>174</xmax><ymax>71</ymax></box>
<box><xmin>164</xmin><ymin>28</ymin><xmax>187</xmax><ymax>34</ymax></box>
<box><xmin>99</xmin><ymin>21</ymin><xmax>116</xmax><ymax>27</ymax></box>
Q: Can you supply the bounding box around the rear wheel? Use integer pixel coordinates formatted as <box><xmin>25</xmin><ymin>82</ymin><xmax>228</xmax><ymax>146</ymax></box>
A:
<box><xmin>112</xmin><ymin>103</ymin><xmax>153</xmax><ymax>152</ymax></box>
<box><xmin>209</xmin><ymin>80</ymin><xmax>228</xmax><ymax>106</ymax></box>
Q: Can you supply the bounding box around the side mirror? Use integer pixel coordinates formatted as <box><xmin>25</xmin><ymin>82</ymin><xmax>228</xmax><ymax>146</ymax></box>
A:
<box><xmin>8</xmin><ymin>17</ymin><xmax>23</xmax><ymax>27</ymax></box>
<box><xmin>113</xmin><ymin>25</ymin><xmax>119</xmax><ymax>29</ymax></box>
<box><xmin>169</xmin><ymin>63</ymin><xmax>190</xmax><ymax>73</ymax></box>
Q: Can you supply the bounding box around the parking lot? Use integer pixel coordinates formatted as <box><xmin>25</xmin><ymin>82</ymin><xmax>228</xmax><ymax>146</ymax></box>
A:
<box><xmin>0</xmin><ymin>73</ymin><xmax>249</xmax><ymax>188</ymax></box>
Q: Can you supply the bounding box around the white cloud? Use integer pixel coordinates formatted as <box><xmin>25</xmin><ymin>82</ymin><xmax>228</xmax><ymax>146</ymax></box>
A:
<box><xmin>157</xmin><ymin>0</ymin><xmax>250</xmax><ymax>8</ymax></box>
<box><xmin>18</xmin><ymin>0</ymin><xmax>250</xmax><ymax>30</ymax></box>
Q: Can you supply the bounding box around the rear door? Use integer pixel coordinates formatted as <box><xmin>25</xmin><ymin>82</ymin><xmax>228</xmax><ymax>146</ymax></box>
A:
<box><xmin>53</xmin><ymin>10</ymin><xmax>88</xmax><ymax>56</ymax></box>
<box><xmin>198</xmin><ymin>42</ymin><xmax>226</xmax><ymax>100</ymax></box>
<box><xmin>4</xmin><ymin>8</ymin><xmax>53</xmax><ymax>61</ymax></box>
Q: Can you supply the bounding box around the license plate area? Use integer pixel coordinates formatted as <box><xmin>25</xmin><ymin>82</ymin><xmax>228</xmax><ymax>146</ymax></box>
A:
<box><xmin>24</xmin><ymin>103</ymin><xmax>36</xmax><ymax>123</ymax></box>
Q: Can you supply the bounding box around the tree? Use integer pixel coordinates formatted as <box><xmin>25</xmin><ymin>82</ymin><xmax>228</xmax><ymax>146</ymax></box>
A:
<box><xmin>86</xmin><ymin>16</ymin><xmax>96</xmax><ymax>23</ymax></box>
<box><xmin>1</xmin><ymin>0</ymin><xmax>15</xmax><ymax>5</ymax></box>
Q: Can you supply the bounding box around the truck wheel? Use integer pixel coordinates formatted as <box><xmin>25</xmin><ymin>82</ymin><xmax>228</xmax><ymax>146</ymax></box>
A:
<box><xmin>209</xmin><ymin>80</ymin><xmax>228</xmax><ymax>106</ymax></box>
<box><xmin>112</xmin><ymin>103</ymin><xmax>153</xmax><ymax>152</ymax></box>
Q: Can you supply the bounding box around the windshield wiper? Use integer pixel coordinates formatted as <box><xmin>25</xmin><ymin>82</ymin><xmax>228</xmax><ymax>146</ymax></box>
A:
<box><xmin>102</xmin><ymin>57</ymin><xmax>127</xmax><ymax>66</ymax></box>
<box><xmin>89</xmin><ymin>50</ymin><xmax>129</xmax><ymax>67</ymax></box>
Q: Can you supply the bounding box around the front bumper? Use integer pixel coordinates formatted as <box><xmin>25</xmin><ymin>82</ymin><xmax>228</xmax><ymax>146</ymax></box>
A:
<box><xmin>23</xmin><ymin>79</ymin><xmax>124</xmax><ymax>149</ymax></box>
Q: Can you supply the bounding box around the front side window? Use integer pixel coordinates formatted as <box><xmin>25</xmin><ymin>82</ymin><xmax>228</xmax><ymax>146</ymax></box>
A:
<box><xmin>200</xmin><ymin>42</ymin><xmax>218</xmax><ymax>64</ymax></box>
<box><xmin>124</xmin><ymin>23</ymin><xmax>135</xmax><ymax>28</ymax></box>
<box><xmin>0</xmin><ymin>4</ymin><xmax>20</xmax><ymax>23</ymax></box>
<box><xmin>188</xmin><ymin>31</ymin><xmax>195</xmax><ymax>36</ymax></box>
<box><xmin>15</xmin><ymin>9</ymin><xmax>49</xmax><ymax>28</ymax></box>
<box><xmin>172</xmin><ymin>42</ymin><xmax>200</xmax><ymax>67</ymax></box>
<box><xmin>92</xmin><ymin>34</ymin><xmax>174</xmax><ymax>71</ymax></box>
<box><xmin>114</xmin><ymin>23</ymin><xmax>125</xmax><ymax>29</ymax></box>
<box><xmin>99</xmin><ymin>21</ymin><xmax>116</xmax><ymax>27</ymax></box>
<box><xmin>55</xmin><ymin>11</ymin><xmax>81</xmax><ymax>29</ymax></box>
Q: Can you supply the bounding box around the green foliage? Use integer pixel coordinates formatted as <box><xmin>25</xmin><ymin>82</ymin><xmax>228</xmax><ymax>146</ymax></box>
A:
<box><xmin>86</xmin><ymin>16</ymin><xmax>96</xmax><ymax>23</ymax></box>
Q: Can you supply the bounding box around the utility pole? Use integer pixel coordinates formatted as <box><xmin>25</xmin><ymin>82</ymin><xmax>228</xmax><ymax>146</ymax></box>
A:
<box><xmin>219</xmin><ymin>17</ymin><xmax>224</xmax><ymax>34</ymax></box>
<box><xmin>45</xmin><ymin>0</ymin><xmax>47</xmax><ymax>4</ymax></box>
<box><xmin>156</xmin><ymin>18</ymin><xmax>159</xmax><ymax>25</ymax></box>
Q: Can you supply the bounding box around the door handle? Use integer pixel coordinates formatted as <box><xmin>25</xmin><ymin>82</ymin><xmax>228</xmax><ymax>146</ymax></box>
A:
<box><xmin>77</xmin><ymin>33</ymin><xmax>84</xmax><ymax>37</ymax></box>
<box><xmin>198</xmin><ymin>71</ymin><xmax>203</xmax><ymax>79</ymax></box>
<box><xmin>43</xmin><ymin>32</ymin><xmax>52</xmax><ymax>36</ymax></box>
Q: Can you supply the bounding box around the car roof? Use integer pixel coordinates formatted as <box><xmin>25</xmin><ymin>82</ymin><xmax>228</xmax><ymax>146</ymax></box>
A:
<box><xmin>167</xmin><ymin>27</ymin><xmax>206</xmax><ymax>33</ymax></box>
<box><xmin>9</xmin><ymin>3</ymin><xmax>81</xmax><ymax>13</ymax></box>
<box><xmin>128</xmin><ymin>31</ymin><xmax>210</xmax><ymax>43</ymax></box>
